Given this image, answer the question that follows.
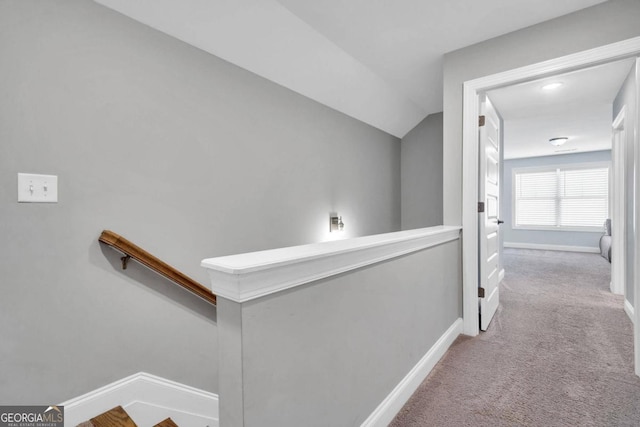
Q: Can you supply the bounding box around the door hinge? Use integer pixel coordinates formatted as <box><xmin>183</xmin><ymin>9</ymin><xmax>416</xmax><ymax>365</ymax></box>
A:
<box><xmin>479</xmin><ymin>115</ymin><xmax>486</xmax><ymax>127</ymax></box>
<box><xmin>478</xmin><ymin>202</ymin><xmax>485</xmax><ymax>213</ymax></box>
<box><xmin>478</xmin><ymin>287</ymin><xmax>485</xmax><ymax>298</ymax></box>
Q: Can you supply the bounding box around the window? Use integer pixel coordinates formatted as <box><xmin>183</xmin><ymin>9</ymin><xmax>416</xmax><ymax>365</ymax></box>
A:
<box><xmin>513</xmin><ymin>163</ymin><xmax>609</xmax><ymax>231</ymax></box>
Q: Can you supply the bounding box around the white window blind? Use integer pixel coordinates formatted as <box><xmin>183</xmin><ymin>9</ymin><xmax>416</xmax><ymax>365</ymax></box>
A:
<box><xmin>514</xmin><ymin>164</ymin><xmax>609</xmax><ymax>229</ymax></box>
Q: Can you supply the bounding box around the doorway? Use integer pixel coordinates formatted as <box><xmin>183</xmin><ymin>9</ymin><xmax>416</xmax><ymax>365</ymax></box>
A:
<box><xmin>478</xmin><ymin>59</ymin><xmax>634</xmax><ymax>330</ymax></box>
<box><xmin>461</xmin><ymin>37</ymin><xmax>640</xmax><ymax>375</ymax></box>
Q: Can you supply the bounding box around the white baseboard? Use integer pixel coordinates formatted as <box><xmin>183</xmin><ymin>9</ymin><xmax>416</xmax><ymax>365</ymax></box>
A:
<box><xmin>59</xmin><ymin>372</ymin><xmax>218</xmax><ymax>427</ymax></box>
<box><xmin>361</xmin><ymin>318</ymin><xmax>463</xmax><ymax>427</ymax></box>
<box><xmin>610</xmin><ymin>280</ymin><xmax>625</xmax><ymax>296</ymax></box>
<box><xmin>498</xmin><ymin>268</ymin><xmax>505</xmax><ymax>283</ymax></box>
<box><xmin>504</xmin><ymin>242</ymin><xmax>600</xmax><ymax>254</ymax></box>
<box><xmin>625</xmin><ymin>299</ymin><xmax>635</xmax><ymax>323</ymax></box>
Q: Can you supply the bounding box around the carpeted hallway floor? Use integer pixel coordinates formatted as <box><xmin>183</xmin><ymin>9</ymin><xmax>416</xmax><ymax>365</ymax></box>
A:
<box><xmin>391</xmin><ymin>249</ymin><xmax>640</xmax><ymax>426</ymax></box>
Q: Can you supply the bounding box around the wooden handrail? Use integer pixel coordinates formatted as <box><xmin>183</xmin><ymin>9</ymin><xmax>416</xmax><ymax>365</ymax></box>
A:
<box><xmin>99</xmin><ymin>230</ymin><xmax>216</xmax><ymax>306</ymax></box>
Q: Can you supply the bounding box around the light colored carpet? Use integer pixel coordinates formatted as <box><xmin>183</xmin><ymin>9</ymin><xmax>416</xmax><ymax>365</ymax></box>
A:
<box><xmin>390</xmin><ymin>249</ymin><xmax>640</xmax><ymax>426</ymax></box>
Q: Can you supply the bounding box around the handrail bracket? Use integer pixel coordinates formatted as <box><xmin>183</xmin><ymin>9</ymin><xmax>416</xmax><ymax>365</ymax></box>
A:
<box><xmin>121</xmin><ymin>255</ymin><xmax>131</xmax><ymax>270</ymax></box>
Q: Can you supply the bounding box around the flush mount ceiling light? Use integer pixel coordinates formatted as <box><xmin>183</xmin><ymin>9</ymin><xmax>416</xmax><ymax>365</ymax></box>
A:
<box><xmin>542</xmin><ymin>82</ymin><xmax>564</xmax><ymax>91</ymax></box>
<box><xmin>549</xmin><ymin>137</ymin><xmax>569</xmax><ymax>146</ymax></box>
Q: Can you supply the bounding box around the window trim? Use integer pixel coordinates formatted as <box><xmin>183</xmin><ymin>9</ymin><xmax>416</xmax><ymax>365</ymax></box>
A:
<box><xmin>511</xmin><ymin>161</ymin><xmax>610</xmax><ymax>233</ymax></box>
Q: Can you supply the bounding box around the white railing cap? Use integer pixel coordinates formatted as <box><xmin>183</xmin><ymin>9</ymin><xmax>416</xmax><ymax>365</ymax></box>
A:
<box><xmin>201</xmin><ymin>225</ymin><xmax>461</xmax><ymax>303</ymax></box>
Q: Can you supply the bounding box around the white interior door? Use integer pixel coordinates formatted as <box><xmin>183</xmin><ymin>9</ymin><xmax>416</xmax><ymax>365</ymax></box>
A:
<box><xmin>479</xmin><ymin>96</ymin><xmax>501</xmax><ymax>331</ymax></box>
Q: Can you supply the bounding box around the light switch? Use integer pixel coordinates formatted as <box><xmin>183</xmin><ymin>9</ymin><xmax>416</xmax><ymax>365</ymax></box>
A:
<box><xmin>18</xmin><ymin>173</ymin><xmax>58</xmax><ymax>203</ymax></box>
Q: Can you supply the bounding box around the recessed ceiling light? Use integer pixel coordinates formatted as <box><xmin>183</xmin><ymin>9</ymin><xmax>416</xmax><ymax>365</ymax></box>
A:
<box><xmin>549</xmin><ymin>137</ymin><xmax>569</xmax><ymax>146</ymax></box>
<box><xmin>542</xmin><ymin>82</ymin><xmax>564</xmax><ymax>91</ymax></box>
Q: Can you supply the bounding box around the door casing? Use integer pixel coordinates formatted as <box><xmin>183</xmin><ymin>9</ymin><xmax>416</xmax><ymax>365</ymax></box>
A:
<box><xmin>612</xmin><ymin>107</ymin><xmax>626</xmax><ymax>296</ymax></box>
<box><xmin>461</xmin><ymin>37</ymin><xmax>640</xmax><ymax>378</ymax></box>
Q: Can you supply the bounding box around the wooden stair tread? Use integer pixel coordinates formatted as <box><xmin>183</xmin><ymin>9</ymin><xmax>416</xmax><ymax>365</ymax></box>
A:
<box><xmin>154</xmin><ymin>418</ymin><xmax>179</xmax><ymax>427</ymax></box>
<box><xmin>90</xmin><ymin>406</ymin><xmax>138</xmax><ymax>427</ymax></box>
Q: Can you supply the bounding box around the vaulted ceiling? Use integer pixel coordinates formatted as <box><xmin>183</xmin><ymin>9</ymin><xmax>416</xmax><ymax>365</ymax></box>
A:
<box><xmin>94</xmin><ymin>0</ymin><xmax>605</xmax><ymax>137</ymax></box>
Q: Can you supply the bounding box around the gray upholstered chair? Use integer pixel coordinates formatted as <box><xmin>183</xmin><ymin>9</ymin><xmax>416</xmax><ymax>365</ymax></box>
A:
<box><xmin>599</xmin><ymin>219</ymin><xmax>611</xmax><ymax>262</ymax></box>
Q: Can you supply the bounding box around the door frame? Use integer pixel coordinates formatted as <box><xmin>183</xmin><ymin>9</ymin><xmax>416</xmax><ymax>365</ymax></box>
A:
<box><xmin>461</xmin><ymin>38</ymin><xmax>640</xmax><ymax>349</ymax></box>
<box><xmin>612</xmin><ymin>107</ymin><xmax>626</xmax><ymax>297</ymax></box>
<box><xmin>634</xmin><ymin>57</ymin><xmax>640</xmax><ymax>376</ymax></box>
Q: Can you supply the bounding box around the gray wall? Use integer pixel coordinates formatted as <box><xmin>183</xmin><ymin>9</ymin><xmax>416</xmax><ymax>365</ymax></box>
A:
<box><xmin>0</xmin><ymin>0</ymin><xmax>401</xmax><ymax>404</ymax></box>
<box><xmin>503</xmin><ymin>151</ymin><xmax>611</xmax><ymax>248</ymax></box>
<box><xmin>222</xmin><ymin>239</ymin><xmax>461</xmax><ymax>426</ymax></box>
<box><xmin>443</xmin><ymin>0</ymin><xmax>640</xmax><ymax>225</ymax></box>
<box><xmin>401</xmin><ymin>113</ymin><xmax>443</xmax><ymax>229</ymax></box>
<box><xmin>613</xmin><ymin>62</ymin><xmax>638</xmax><ymax>307</ymax></box>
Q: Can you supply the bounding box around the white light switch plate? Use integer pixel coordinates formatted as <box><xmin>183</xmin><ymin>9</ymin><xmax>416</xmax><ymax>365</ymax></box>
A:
<box><xmin>18</xmin><ymin>173</ymin><xmax>58</xmax><ymax>203</ymax></box>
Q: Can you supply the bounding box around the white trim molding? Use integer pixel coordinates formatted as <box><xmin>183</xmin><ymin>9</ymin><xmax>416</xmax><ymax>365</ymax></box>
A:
<box><xmin>611</xmin><ymin>107</ymin><xmax>626</xmax><ymax>296</ymax></box>
<box><xmin>462</xmin><ymin>35</ymin><xmax>640</xmax><ymax>337</ymax></box>
<box><xmin>202</xmin><ymin>225</ymin><xmax>461</xmax><ymax>303</ymax></box>
<box><xmin>633</xmin><ymin>57</ymin><xmax>640</xmax><ymax>378</ymax></box>
<box><xmin>60</xmin><ymin>372</ymin><xmax>218</xmax><ymax>427</ymax></box>
<box><xmin>504</xmin><ymin>242</ymin><xmax>600</xmax><ymax>254</ymax></box>
<box><xmin>626</xmin><ymin>299</ymin><xmax>635</xmax><ymax>324</ymax></box>
<box><xmin>498</xmin><ymin>268</ymin><xmax>505</xmax><ymax>283</ymax></box>
<box><xmin>361</xmin><ymin>318</ymin><xmax>463</xmax><ymax>427</ymax></box>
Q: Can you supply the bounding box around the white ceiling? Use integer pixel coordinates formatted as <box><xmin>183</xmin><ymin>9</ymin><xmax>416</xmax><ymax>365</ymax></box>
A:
<box><xmin>488</xmin><ymin>59</ymin><xmax>635</xmax><ymax>160</ymax></box>
<box><xmin>94</xmin><ymin>0</ymin><xmax>605</xmax><ymax>137</ymax></box>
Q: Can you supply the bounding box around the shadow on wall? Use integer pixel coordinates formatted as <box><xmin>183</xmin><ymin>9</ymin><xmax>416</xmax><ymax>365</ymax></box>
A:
<box><xmin>95</xmin><ymin>240</ymin><xmax>217</xmax><ymax>324</ymax></box>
